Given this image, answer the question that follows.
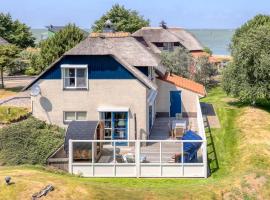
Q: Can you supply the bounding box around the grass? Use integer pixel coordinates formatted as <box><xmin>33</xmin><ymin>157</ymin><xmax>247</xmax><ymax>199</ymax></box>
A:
<box><xmin>0</xmin><ymin>87</ymin><xmax>270</xmax><ymax>199</ymax></box>
<box><xmin>0</xmin><ymin>106</ymin><xmax>29</xmax><ymax>124</ymax></box>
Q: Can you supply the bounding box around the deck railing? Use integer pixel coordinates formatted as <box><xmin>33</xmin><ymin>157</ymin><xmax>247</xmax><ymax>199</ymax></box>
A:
<box><xmin>196</xmin><ymin>96</ymin><xmax>208</xmax><ymax>177</ymax></box>
<box><xmin>69</xmin><ymin>139</ymin><xmax>207</xmax><ymax>178</ymax></box>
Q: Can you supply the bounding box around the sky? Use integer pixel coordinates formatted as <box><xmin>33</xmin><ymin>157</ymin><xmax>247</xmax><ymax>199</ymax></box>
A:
<box><xmin>1</xmin><ymin>0</ymin><xmax>270</xmax><ymax>29</ymax></box>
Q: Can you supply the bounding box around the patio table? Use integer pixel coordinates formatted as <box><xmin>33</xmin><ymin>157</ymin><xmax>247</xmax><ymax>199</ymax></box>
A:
<box><xmin>171</xmin><ymin>119</ymin><xmax>187</xmax><ymax>130</ymax></box>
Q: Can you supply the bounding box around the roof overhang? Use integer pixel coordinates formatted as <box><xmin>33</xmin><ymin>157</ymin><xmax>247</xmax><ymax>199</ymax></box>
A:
<box><xmin>97</xmin><ymin>107</ymin><xmax>130</xmax><ymax>112</ymax></box>
<box><xmin>147</xmin><ymin>90</ymin><xmax>157</xmax><ymax>105</ymax></box>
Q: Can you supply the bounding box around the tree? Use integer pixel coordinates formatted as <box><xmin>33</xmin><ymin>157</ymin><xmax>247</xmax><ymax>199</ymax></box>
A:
<box><xmin>194</xmin><ymin>56</ymin><xmax>217</xmax><ymax>86</ymax></box>
<box><xmin>92</xmin><ymin>4</ymin><xmax>149</xmax><ymax>33</ymax></box>
<box><xmin>160</xmin><ymin>47</ymin><xmax>192</xmax><ymax>78</ymax></box>
<box><xmin>0</xmin><ymin>44</ymin><xmax>19</xmax><ymax>88</ymax></box>
<box><xmin>231</xmin><ymin>14</ymin><xmax>270</xmax><ymax>52</ymax></box>
<box><xmin>24</xmin><ymin>49</ymin><xmax>44</xmax><ymax>75</ymax></box>
<box><xmin>39</xmin><ymin>24</ymin><xmax>85</xmax><ymax>67</ymax></box>
<box><xmin>0</xmin><ymin>13</ymin><xmax>35</xmax><ymax>48</ymax></box>
<box><xmin>222</xmin><ymin>15</ymin><xmax>270</xmax><ymax>103</ymax></box>
<box><xmin>203</xmin><ymin>47</ymin><xmax>213</xmax><ymax>56</ymax></box>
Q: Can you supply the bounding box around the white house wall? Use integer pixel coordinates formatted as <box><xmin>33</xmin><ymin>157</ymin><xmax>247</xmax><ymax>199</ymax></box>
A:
<box><xmin>156</xmin><ymin>79</ymin><xmax>198</xmax><ymax>117</ymax></box>
<box><xmin>31</xmin><ymin>79</ymin><xmax>148</xmax><ymax>140</ymax></box>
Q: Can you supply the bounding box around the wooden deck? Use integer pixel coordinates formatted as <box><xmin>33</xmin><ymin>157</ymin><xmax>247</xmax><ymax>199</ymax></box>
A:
<box><xmin>149</xmin><ymin>117</ymin><xmax>199</xmax><ymax>140</ymax></box>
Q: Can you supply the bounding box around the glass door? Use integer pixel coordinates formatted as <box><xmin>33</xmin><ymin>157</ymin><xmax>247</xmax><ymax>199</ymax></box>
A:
<box><xmin>112</xmin><ymin>112</ymin><xmax>128</xmax><ymax>140</ymax></box>
<box><xmin>100</xmin><ymin>112</ymin><xmax>128</xmax><ymax>142</ymax></box>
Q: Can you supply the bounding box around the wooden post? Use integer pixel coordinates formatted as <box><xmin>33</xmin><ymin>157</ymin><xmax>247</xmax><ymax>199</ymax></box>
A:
<box><xmin>0</xmin><ymin>67</ymin><xmax>4</xmax><ymax>89</ymax></box>
<box><xmin>68</xmin><ymin>140</ymin><xmax>73</xmax><ymax>174</ymax></box>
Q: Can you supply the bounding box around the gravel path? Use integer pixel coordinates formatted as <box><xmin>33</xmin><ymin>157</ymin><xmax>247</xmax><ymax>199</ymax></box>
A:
<box><xmin>0</xmin><ymin>91</ymin><xmax>31</xmax><ymax>108</ymax></box>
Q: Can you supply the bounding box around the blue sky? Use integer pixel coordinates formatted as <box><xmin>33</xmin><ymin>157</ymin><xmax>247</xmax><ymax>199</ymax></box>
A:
<box><xmin>1</xmin><ymin>0</ymin><xmax>270</xmax><ymax>29</ymax></box>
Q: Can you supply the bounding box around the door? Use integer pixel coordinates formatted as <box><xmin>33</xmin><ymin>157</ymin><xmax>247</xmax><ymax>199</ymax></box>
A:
<box><xmin>112</xmin><ymin>112</ymin><xmax>128</xmax><ymax>146</ymax></box>
<box><xmin>170</xmin><ymin>91</ymin><xmax>181</xmax><ymax>117</ymax></box>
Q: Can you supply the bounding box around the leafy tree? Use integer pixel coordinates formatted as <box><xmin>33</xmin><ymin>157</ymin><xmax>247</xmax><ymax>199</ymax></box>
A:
<box><xmin>231</xmin><ymin>14</ymin><xmax>270</xmax><ymax>51</ymax></box>
<box><xmin>203</xmin><ymin>47</ymin><xmax>213</xmax><ymax>56</ymax></box>
<box><xmin>39</xmin><ymin>23</ymin><xmax>85</xmax><ymax>67</ymax></box>
<box><xmin>92</xmin><ymin>4</ymin><xmax>149</xmax><ymax>33</ymax></box>
<box><xmin>0</xmin><ymin>44</ymin><xmax>19</xmax><ymax>88</ymax></box>
<box><xmin>194</xmin><ymin>56</ymin><xmax>217</xmax><ymax>86</ymax></box>
<box><xmin>160</xmin><ymin>47</ymin><xmax>192</xmax><ymax>78</ymax></box>
<box><xmin>0</xmin><ymin>13</ymin><xmax>35</xmax><ymax>48</ymax></box>
<box><xmin>223</xmin><ymin>15</ymin><xmax>270</xmax><ymax>103</ymax></box>
<box><xmin>25</xmin><ymin>51</ymin><xmax>44</xmax><ymax>75</ymax></box>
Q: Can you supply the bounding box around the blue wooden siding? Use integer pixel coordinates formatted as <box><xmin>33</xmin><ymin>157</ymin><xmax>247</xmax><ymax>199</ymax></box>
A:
<box><xmin>136</xmin><ymin>67</ymin><xmax>149</xmax><ymax>76</ymax></box>
<box><xmin>41</xmin><ymin>55</ymin><xmax>136</xmax><ymax>80</ymax></box>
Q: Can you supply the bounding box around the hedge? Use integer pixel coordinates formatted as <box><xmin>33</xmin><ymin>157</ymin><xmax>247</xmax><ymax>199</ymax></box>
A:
<box><xmin>0</xmin><ymin>117</ymin><xmax>65</xmax><ymax>165</ymax></box>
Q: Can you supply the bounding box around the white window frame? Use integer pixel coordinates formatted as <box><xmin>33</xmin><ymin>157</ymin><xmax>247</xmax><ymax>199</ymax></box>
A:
<box><xmin>64</xmin><ymin>111</ymin><xmax>87</xmax><ymax>123</ymax></box>
<box><xmin>61</xmin><ymin>64</ymin><xmax>88</xmax><ymax>89</ymax></box>
<box><xmin>98</xmin><ymin>110</ymin><xmax>130</xmax><ymax>141</ymax></box>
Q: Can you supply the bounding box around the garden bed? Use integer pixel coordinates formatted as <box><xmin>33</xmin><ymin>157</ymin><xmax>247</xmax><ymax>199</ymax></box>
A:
<box><xmin>0</xmin><ymin>106</ymin><xmax>30</xmax><ymax>124</ymax></box>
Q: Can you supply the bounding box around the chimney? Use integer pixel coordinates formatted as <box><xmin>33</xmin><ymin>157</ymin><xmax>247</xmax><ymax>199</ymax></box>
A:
<box><xmin>103</xmin><ymin>19</ymin><xmax>115</xmax><ymax>33</ymax></box>
<box><xmin>159</xmin><ymin>20</ymin><xmax>167</xmax><ymax>29</ymax></box>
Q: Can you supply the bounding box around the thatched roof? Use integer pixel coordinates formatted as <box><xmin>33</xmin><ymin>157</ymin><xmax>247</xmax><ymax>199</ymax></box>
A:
<box><xmin>0</xmin><ymin>37</ymin><xmax>9</xmax><ymax>45</ymax></box>
<box><xmin>66</xmin><ymin>34</ymin><xmax>162</xmax><ymax>68</ymax></box>
<box><xmin>132</xmin><ymin>27</ymin><xmax>203</xmax><ymax>51</ymax></box>
<box><xmin>23</xmin><ymin>32</ymin><xmax>170</xmax><ymax>91</ymax></box>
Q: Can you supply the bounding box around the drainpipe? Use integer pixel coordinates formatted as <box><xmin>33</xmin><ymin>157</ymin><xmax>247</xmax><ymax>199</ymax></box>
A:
<box><xmin>134</xmin><ymin>113</ymin><xmax>137</xmax><ymax>140</ymax></box>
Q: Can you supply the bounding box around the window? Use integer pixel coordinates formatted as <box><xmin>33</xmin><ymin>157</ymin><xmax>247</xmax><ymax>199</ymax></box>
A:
<box><xmin>62</xmin><ymin>65</ymin><xmax>87</xmax><ymax>89</ymax></box>
<box><xmin>100</xmin><ymin>112</ymin><xmax>128</xmax><ymax>140</ymax></box>
<box><xmin>64</xmin><ymin>111</ymin><xmax>87</xmax><ymax>122</ymax></box>
<box><xmin>163</xmin><ymin>42</ymin><xmax>174</xmax><ymax>51</ymax></box>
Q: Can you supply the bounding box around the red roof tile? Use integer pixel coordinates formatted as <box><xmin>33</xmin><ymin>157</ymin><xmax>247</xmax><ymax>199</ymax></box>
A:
<box><xmin>159</xmin><ymin>73</ymin><xmax>206</xmax><ymax>96</ymax></box>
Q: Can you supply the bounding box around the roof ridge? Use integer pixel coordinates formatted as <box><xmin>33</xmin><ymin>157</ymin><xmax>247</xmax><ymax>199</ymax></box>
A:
<box><xmin>89</xmin><ymin>32</ymin><xmax>130</xmax><ymax>38</ymax></box>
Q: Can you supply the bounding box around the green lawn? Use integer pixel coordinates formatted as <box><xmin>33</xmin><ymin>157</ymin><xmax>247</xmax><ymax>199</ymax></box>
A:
<box><xmin>0</xmin><ymin>106</ymin><xmax>29</xmax><ymax>124</ymax></box>
<box><xmin>0</xmin><ymin>87</ymin><xmax>270</xmax><ymax>199</ymax></box>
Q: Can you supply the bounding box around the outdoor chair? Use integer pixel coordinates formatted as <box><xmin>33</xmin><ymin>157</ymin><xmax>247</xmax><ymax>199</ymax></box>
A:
<box><xmin>174</xmin><ymin>130</ymin><xmax>202</xmax><ymax>163</ymax></box>
<box><xmin>176</xmin><ymin>113</ymin><xmax>182</xmax><ymax>120</ymax></box>
<box><xmin>115</xmin><ymin>154</ymin><xmax>125</xmax><ymax>163</ymax></box>
<box><xmin>174</xmin><ymin>127</ymin><xmax>185</xmax><ymax>139</ymax></box>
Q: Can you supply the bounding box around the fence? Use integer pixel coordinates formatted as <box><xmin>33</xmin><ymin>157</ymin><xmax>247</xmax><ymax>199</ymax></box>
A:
<box><xmin>69</xmin><ymin>139</ymin><xmax>207</xmax><ymax>178</ymax></box>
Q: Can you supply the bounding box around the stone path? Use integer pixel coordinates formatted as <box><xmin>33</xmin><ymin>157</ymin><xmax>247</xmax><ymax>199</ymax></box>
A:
<box><xmin>200</xmin><ymin>102</ymin><xmax>221</xmax><ymax>128</ymax></box>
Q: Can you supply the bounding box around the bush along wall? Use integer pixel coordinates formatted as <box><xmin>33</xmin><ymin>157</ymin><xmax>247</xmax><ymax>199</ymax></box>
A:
<box><xmin>0</xmin><ymin>117</ymin><xmax>65</xmax><ymax>165</ymax></box>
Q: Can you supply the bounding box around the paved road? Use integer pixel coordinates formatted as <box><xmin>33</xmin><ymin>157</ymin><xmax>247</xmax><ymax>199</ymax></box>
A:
<box><xmin>0</xmin><ymin>76</ymin><xmax>34</xmax><ymax>108</ymax></box>
<box><xmin>2</xmin><ymin>76</ymin><xmax>35</xmax><ymax>89</ymax></box>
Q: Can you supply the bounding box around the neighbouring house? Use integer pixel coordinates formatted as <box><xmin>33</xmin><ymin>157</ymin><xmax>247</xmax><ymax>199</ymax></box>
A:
<box><xmin>132</xmin><ymin>25</ymin><xmax>211</xmax><ymax>77</ymax></box>
<box><xmin>23</xmin><ymin>24</ymin><xmax>207</xmax><ymax>178</ymax></box>
<box><xmin>209</xmin><ymin>55</ymin><xmax>232</xmax><ymax>71</ymax></box>
<box><xmin>40</xmin><ymin>25</ymin><xmax>88</xmax><ymax>41</ymax></box>
<box><xmin>132</xmin><ymin>26</ymin><xmax>204</xmax><ymax>55</ymax></box>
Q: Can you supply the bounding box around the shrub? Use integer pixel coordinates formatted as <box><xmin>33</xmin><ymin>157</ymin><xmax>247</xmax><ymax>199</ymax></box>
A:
<box><xmin>0</xmin><ymin>117</ymin><xmax>65</xmax><ymax>165</ymax></box>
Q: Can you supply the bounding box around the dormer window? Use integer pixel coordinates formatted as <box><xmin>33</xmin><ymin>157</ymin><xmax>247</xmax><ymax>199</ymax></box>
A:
<box><xmin>163</xmin><ymin>42</ymin><xmax>174</xmax><ymax>51</ymax></box>
<box><xmin>61</xmin><ymin>64</ymin><xmax>88</xmax><ymax>89</ymax></box>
